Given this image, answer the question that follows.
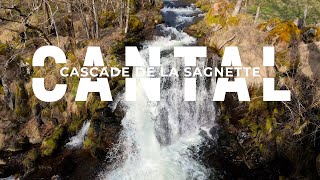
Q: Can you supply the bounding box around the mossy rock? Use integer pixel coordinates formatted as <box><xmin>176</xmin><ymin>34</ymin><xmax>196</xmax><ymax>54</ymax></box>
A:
<box><xmin>265</xmin><ymin>116</ymin><xmax>277</xmax><ymax>134</ymax></box>
<box><xmin>128</xmin><ymin>16</ymin><xmax>144</xmax><ymax>33</ymax></box>
<box><xmin>22</xmin><ymin>149</ymin><xmax>38</xmax><ymax>170</ymax></box>
<box><xmin>153</xmin><ymin>15</ymin><xmax>164</xmax><ymax>25</ymax></box>
<box><xmin>83</xmin><ymin>126</ymin><xmax>97</xmax><ymax>155</ymax></box>
<box><xmin>24</xmin><ymin>57</ymin><xmax>33</xmax><ymax>65</ymax></box>
<box><xmin>129</xmin><ymin>0</ymin><xmax>138</xmax><ymax>13</ymax></box>
<box><xmin>41</xmin><ymin>126</ymin><xmax>64</xmax><ymax>156</ymax></box>
<box><xmin>204</xmin><ymin>0</ymin><xmax>234</xmax><ymax>26</ymax></box>
<box><xmin>68</xmin><ymin>115</ymin><xmax>85</xmax><ymax>133</ymax></box>
<box><xmin>205</xmin><ymin>14</ymin><xmax>226</xmax><ymax>26</ymax></box>
<box><xmin>275</xmin><ymin>50</ymin><xmax>299</xmax><ymax>74</ymax></box>
<box><xmin>0</xmin><ymin>43</ymin><xmax>11</xmax><ymax>56</ymax></box>
<box><xmin>301</xmin><ymin>27</ymin><xmax>320</xmax><ymax>43</ymax></box>
<box><xmin>99</xmin><ymin>11</ymin><xmax>117</xmax><ymax>28</ymax></box>
<box><xmin>257</xmin><ymin>18</ymin><xmax>281</xmax><ymax>31</ymax></box>
<box><xmin>66</xmin><ymin>52</ymin><xmax>77</xmax><ymax>63</ymax></box>
<box><xmin>0</xmin><ymin>85</ymin><xmax>4</xmax><ymax>95</ymax></box>
<box><xmin>14</xmin><ymin>81</ymin><xmax>30</xmax><ymax>118</ymax></box>
<box><xmin>110</xmin><ymin>40</ymin><xmax>125</xmax><ymax>55</ymax></box>
<box><xmin>41</xmin><ymin>107</ymin><xmax>52</xmax><ymax>123</ymax></box>
<box><xmin>266</xmin><ymin>20</ymin><xmax>301</xmax><ymax>45</ymax></box>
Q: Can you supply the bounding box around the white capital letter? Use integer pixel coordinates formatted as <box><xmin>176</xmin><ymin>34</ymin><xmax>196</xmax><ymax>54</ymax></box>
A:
<box><xmin>213</xmin><ymin>78</ymin><xmax>250</xmax><ymax>101</ymax></box>
<box><xmin>75</xmin><ymin>78</ymin><xmax>112</xmax><ymax>101</ymax></box>
<box><xmin>221</xmin><ymin>47</ymin><xmax>242</xmax><ymax>66</ymax></box>
<box><xmin>83</xmin><ymin>46</ymin><xmax>104</xmax><ymax>66</ymax></box>
<box><xmin>125</xmin><ymin>78</ymin><xmax>160</xmax><ymax>101</ymax></box>
<box><xmin>174</xmin><ymin>46</ymin><xmax>207</xmax><ymax>66</ymax></box>
<box><xmin>263</xmin><ymin>78</ymin><xmax>291</xmax><ymax>101</ymax></box>
<box><xmin>32</xmin><ymin>46</ymin><xmax>67</xmax><ymax>102</ymax></box>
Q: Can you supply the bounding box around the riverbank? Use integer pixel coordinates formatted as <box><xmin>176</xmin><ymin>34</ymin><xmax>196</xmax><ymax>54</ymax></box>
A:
<box><xmin>186</xmin><ymin>0</ymin><xmax>320</xmax><ymax>179</ymax></box>
<box><xmin>0</xmin><ymin>1</ymin><xmax>163</xmax><ymax>178</ymax></box>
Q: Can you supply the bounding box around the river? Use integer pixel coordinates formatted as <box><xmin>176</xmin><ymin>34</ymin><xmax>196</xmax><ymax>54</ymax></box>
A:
<box><xmin>98</xmin><ymin>1</ymin><xmax>217</xmax><ymax>179</ymax></box>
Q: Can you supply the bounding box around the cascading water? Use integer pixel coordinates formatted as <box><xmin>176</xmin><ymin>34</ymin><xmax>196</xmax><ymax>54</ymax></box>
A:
<box><xmin>65</xmin><ymin>121</ymin><xmax>91</xmax><ymax>149</ymax></box>
<box><xmin>99</xmin><ymin>1</ymin><xmax>216</xmax><ymax>179</ymax></box>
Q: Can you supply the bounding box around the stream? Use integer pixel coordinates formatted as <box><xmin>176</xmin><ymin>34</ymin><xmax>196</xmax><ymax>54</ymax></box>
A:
<box><xmin>98</xmin><ymin>0</ymin><xmax>217</xmax><ymax>179</ymax></box>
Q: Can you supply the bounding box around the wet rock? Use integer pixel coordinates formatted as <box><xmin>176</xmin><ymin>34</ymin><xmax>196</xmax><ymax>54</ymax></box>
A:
<box><xmin>14</xmin><ymin>81</ymin><xmax>30</xmax><ymax>120</ymax></box>
<box><xmin>24</xmin><ymin>118</ymin><xmax>42</xmax><ymax>144</ymax></box>
<box><xmin>302</xmin><ymin>27</ymin><xmax>320</xmax><ymax>43</ymax></box>
<box><xmin>0</xmin><ymin>159</ymin><xmax>6</xmax><ymax>165</ymax></box>
<box><xmin>51</xmin><ymin>175</ymin><xmax>61</xmax><ymax>180</ymax></box>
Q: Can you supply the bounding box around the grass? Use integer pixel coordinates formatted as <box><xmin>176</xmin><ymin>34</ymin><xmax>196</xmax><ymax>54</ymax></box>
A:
<box><xmin>247</xmin><ymin>0</ymin><xmax>320</xmax><ymax>24</ymax></box>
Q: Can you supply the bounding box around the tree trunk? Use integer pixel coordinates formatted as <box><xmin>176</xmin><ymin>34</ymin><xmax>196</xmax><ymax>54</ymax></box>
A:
<box><xmin>124</xmin><ymin>0</ymin><xmax>130</xmax><ymax>34</ymax></box>
<box><xmin>92</xmin><ymin>0</ymin><xmax>100</xmax><ymax>39</ymax></box>
<box><xmin>232</xmin><ymin>0</ymin><xmax>243</xmax><ymax>16</ymax></box>
<box><xmin>42</xmin><ymin>0</ymin><xmax>51</xmax><ymax>34</ymax></box>
<box><xmin>119</xmin><ymin>0</ymin><xmax>124</xmax><ymax>31</ymax></box>
<box><xmin>254</xmin><ymin>6</ymin><xmax>260</xmax><ymax>24</ymax></box>
<box><xmin>47</xmin><ymin>3</ymin><xmax>60</xmax><ymax>46</ymax></box>
<box><xmin>66</xmin><ymin>0</ymin><xmax>75</xmax><ymax>51</ymax></box>
<box><xmin>79</xmin><ymin>3</ymin><xmax>91</xmax><ymax>39</ymax></box>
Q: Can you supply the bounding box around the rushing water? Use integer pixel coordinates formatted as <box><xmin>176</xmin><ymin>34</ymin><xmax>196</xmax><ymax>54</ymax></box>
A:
<box><xmin>99</xmin><ymin>1</ymin><xmax>216</xmax><ymax>179</ymax></box>
<box><xmin>65</xmin><ymin>121</ymin><xmax>91</xmax><ymax>149</ymax></box>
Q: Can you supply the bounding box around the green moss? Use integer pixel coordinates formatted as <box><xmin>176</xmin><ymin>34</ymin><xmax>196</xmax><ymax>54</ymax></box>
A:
<box><xmin>25</xmin><ymin>57</ymin><xmax>33</xmax><ymax>65</ymax></box>
<box><xmin>41</xmin><ymin>107</ymin><xmax>51</xmax><ymax>119</ymax></box>
<box><xmin>67</xmin><ymin>52</ymin><xmax>77</xmax><ymax>63</ymax></box>
<box><xmin>68</xmin><ymin>115</ymin><xmax>84</xmax><ymax>133</ymax></box>
<box><xmin>257</xmin><ymin>18</ymin><xmax>281</xmax><ymax>31</ymax></box>
<box><xmin>99</xmin><ymin>11</ymin><xmax>117</xmax><ymax>28</ymax></box>
<box><xmin>153</xmin><ymin>15</ymin><xmax>164</xmax><ymax>25</ymax></box>
<box><xmin>301</xmin><ymin>26</ymin><xmax>320</xmax><ymax>42</ymax></box>
<box><xmin>22</xmin><ymin>149</ymin><xmax>38</xmax><ymax>169</ymax></box>
<box><xmin>0</xmin><ymin>43</ymin><xmax>10</xmax><ymax>55</ymax></box>
<box><xmin>109</xmin><ymin>59</ymin><xmax>122</xmax><ymax>69</ymax></box>
<box><xmin>128</xmin><ymin>15</ymin><xmax>144</xmax><ymax>32</ymax></box>
<box><xmin>226</xmin><ymin>16</ymin><xmax>241</xmax><ymax>26</ymax></box>
<box><xmin>265</xmin><ymin>117</ymin><xmax>276</xmax><ymax>133</ymax></box>
<box><xmin>50</xmin><ymin>99</ymin><xmax>67</xmax><ymax>113</ymax></box>
<box><xmin>83</xmin><ymin>138</ymin><xmax>95</xmax><ymax>150</ymax></box>
<box><xmin>41</xmin><ymin>126</ymin><xmax>64</xmax><ymax>156</ymax></box>
<box><xmin>266</xmin><ymin>20</ymin><xmax>301</xmax><ymax>44</ymax></box>
<box><xmin>129</xmin><ymin>0</ymin><xmax>138</xmax><ymax>14</ymax></box>
<box><xmin>0</xmin><ymin>85</ymin><xmax>4</xmax><ymax>95</ymax></box>
<box><xmin>83</xmin><ymin>126</ymin><xmax>96</xmax><ymax>151</ymax></box>
<box><xmin>14</xmin><ymin>81</ymin><xmax>30</xmax><ymax>118</ymax></box>
<box><xmin>275</xmin><ymin>50</ymin><xmax>299</xmax><ymax>74</ymax></box>
<box><xmin>67</xmin><ymin>76</ymin><xmax>80</xmax><ymax>97</ymax></box>
<box><xmin>205</xmin><ymin>14</ymin><xmax>226</xmax><ymax>26</ymax></box>
<box><xmin>248</xmin><ymin>98</ymin><xmax>267</xmax><ymax>113</ymax></box>
<box><xmin>110</xmin><ymin>40</ymin><xmax>125</xmax><ymax>55</ymax></box>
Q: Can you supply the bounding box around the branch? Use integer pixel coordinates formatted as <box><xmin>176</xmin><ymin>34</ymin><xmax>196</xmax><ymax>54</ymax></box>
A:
<box><xmin>218</xmin><ymin>34</ymin><xmax>236</xmax><ymax>50</ymax></box>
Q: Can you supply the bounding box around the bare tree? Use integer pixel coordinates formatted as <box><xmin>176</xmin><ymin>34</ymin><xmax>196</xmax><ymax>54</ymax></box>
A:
<box><xmin>76</xmin><ymin>0</ymin><xmax>91</xmax><ymax>39</ymax></box>
<box><xmin>254</xmin><ymin>6</ymin><xmax>260</xmax><ymax>24</ymax></box>
<box><xmin>124</xmin><ymin>0</ymin><xmax>130</xmax><ymax>34</ymax></box>
<box><xmin>0</xmin><ymin>4</ymin><xmax>52</xmax><ymax>45</ymax></box>
<box><xmin>65</xmin><ymin>0</ymin><xmax>76</xmax><ymax>51</ymax></box>
<box><xmin>232</xmin><ymin>0</ymin><xmax>243</xmax><ymax>16</ymax></box>
<box><xmin>92</xmin><ymin>0</ymin><xmax>99</xmax><ymax>39</ymax></box>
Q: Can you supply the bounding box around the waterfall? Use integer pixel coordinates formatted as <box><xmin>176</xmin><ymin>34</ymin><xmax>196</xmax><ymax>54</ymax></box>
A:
<box><xmin>99</xmin><ymin>1</ymin><xmax>216</xmax><ymax>179</ymax></box>
<box><xmin>65</xmin><ymin>121</ymin><xmax>91</xmax><ymax>149</ymax></box>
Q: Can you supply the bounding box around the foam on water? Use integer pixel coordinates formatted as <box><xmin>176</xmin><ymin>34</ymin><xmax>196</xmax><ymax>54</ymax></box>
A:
<box><xmin>99</xmin><ymin>1</ymin><xmax>215</xmax><ymax>179</ymax></box>
<box><xmin>65</xmin><ymin>121</ymin><xmax>91</xmax><ymax>149</ymax></box>
<box><xmin>161</xmin><ymin>6</ymin><xmax>201</xmax><ymax>16</ymax></box>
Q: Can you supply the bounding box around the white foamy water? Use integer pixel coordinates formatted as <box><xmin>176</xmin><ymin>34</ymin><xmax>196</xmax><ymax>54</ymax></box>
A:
<box><xmin>99</xmin><ymin>2</ymin><xmax>216</xmax><ymax>180</ymax></box>
<box><xmin>65</xmin><ymin>121</ymin><xmax>91</xmax><ymax>149</ymax></box>
<box><xmin>161</xmin><ymin>6</ymin><xmax>201</xmax><ymax>16</ymax></box>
